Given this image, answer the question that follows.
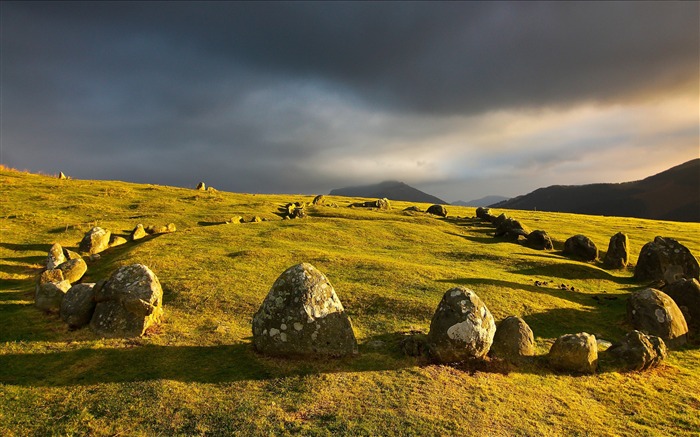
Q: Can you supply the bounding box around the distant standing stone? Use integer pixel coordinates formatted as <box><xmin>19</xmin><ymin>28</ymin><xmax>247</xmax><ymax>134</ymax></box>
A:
<box><xmin>475</xmin><ymin>207</ymin><xmax>490</xmax><ymax>220</ymax></box>
<box><xmin>548</xmin><ymin>332</ymin><xmax>598</xmax><ymax>374</ymax></box>
<box><xmin>489</xmin><ymin>316</ymin><xmax>535</xmax><ymax>362</ymax></box>
<box><xmin>627</xmin><ymin>288</ymin><xmax>688</xmax><ymax>348</ymax></box>
<box><xmin>634</xmin><ymin>236</ymin><xmax>699</xmax><ymax>283</ymax></box>
<box><xmin>563</xmin><ymin>235</ymin><xmax>598</xmax><ymax>261</ymax></box>
<box><xmin>58</xmin><ymin>171</ymin><xmax>67</xmax><ymax>180</ymax></box>
<box><xmin>109</xmin><ymin>235</ymin><xmax>128</xmax><ymax>248</ymax></box>
<box><xmin>196</xmin><ymin>182</ymin><xmax>206</xmax><ymax>191</ymax></box>
<box><xmin>47</xmin><ymin>243</ymin><xmax>66</xmax><ymax>269</ymax></box>
<box><xmin>312</xmin><ymin>194</ymin><xmax>325</xmax><ymax>205</ymax></box>
<box><xmin>426</xmin><ymin>204</ymin><xmax>448</xmax><ymax>217</ymax></box>
<box><xmin>603</xmin><ymin>232</ymin><xmax>629</xmax><ymax>269</ymax></box>
<box><xmin>79</xmin><ymin>227</ymin><xmax>111</xmax><ymax>255</ymax></box>
<box><xmin>61</xmin><ymin>282</ymin><xmax>99</xmax><ymax>328</ymax></box>
<box><xmin>605</xmin><ymin>330</ymin><xmax>667</xmax><ymax>372</ymax></box>
<box><xmin>131</xmin><ymin>224</ymin><xmax>147</xmax><ymax>240</ymax></box>
<box><xmin>376</xmin><ymin>198</ymin><xmax>391</xmax><ymax>210</ymax></box>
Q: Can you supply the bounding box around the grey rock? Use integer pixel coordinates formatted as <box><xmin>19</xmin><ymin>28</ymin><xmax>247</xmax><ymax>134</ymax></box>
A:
<box><xmin>79</xmin><ymin>227</ymin><xmax>111</xmax><ymax>255</ymax></box>
<box><xmin>563</xmin><ymin>235</ymin><xmax>598</xmax><ymax>261</ymax></box>
<box><xmin>400</xmin><ymin>331</ymin><xmax>428</xmax><ymax>357</ymax></box>
<box><xmin>526</xmin><ymin>230</ymin><xmax>554</xmax><ymax>250</ymax></box>
<box><xmin>58</xmin><ymin>257</ymin><xmax>87</xmax><ymax>284</ymax></box>
<box><xmin>47</xmin><ymin>243</ymin><xmax>66</xmax><ymax>269</ymax></box>
<box><xmin>548</xmin><ymin>332</ymin><xmax>598</xmax><ymax>374</ymax></box>
<box><xmin>634</xmin><ymin>236</ymin><xmax>699</xmax><ymax>282</ymax></box>
<box><xmin>603</xmin><ymin>232</ymin><xmax>630</xmax><ymax>269</ymax></box>
<box><xmin>426</xmin><ymin>204</ymin><xmax>448</xmax><ymax>217</ymax></box>
<box><xmin>61</xmin><ymin>282</ymin><xmax>99</xmax><ymax>328</ymax></box>
<box><xmin>627</xmin><ymin>288</ymin><xmax>688</xmax><ymax>348</ymax></box>
<box><xmin>605</xmin><ymin>330</ymin><xmax>667</xmax><ymax>371</ymax></box>
<box><xmin>489</xmin><ymin>316</ymin><xmax>535</xmax><ymax>362</ymax></box>
<box><xmin>35</xmin><ymin>280</ymin><xmax>71</xmax><ymax>312</ymax></box>
<box><xmin>662</xmin><ymin>278</ymin><xmax>700</xmax><ymax>335</ymax></box>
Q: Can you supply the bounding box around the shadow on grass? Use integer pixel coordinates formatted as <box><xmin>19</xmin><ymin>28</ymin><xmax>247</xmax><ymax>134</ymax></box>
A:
<box><xmin>198</xmin><ymin>221</ymin><xmax>229</xmax><ymax>227</ymax></box>
<box><xmin>0</xmin><ymin>242</ymin><xmax>49</xmax><ymax>252</ymax></box>
<box><xmin>511</xmin><ymin>260</ymin><xmax>638</xmax><ymax>284</ymax></box>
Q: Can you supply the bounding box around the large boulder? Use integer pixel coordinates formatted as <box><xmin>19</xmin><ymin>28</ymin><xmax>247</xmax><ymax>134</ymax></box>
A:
<box><xmin>35</xmin><ymin>279</ymin><xmax>71</xmax><ymax>312</ymax></box>
<box><xmin>38</xmin><ymin>268</ymin><xmax>64</xmax><ymax>285</ymax></box>
<box><xmin>79</xmin><ymin>227</ymin><xmax>111</xmax><ymax>255</ymax></box>
<box><xmin>60</xmin><ymin>282</ymin><xmax>99</xmax><ymax>328</ymax></box>
<box><xmin>427</xmin><ymin>287</ymin><xmax>496</xmax><ymax>363</ymax></box>
<box><xmin>495</xmin><ymin>218</ymin><xmax>530</xmax><ymax>241</ymax></box>
<box><xmin>57</xmin><ymin>258</ymin><xmax>87</xmax><ymax>284</ymax></box>
<box><xmin>475</xmin><ymin>207</ymin><xmax>490</xmax><ymax>220</ymax></box>
<box><xmin>426</xmin><ymin>204</ymin><xmax>448</xmax><ymax>217</ymax></box>
<box><xmin>605</xmin><ymin>330</ymin><xmax>667</xmax><ymax>372</ymax></box>
<box><xmin>627</xmin><ymin>288</ymin><xmax>688</xmax><ymax>348</ymax></box>
<box><xmin>526</xmin><ymin>230</ymin><xmax>554</xmax><ymax>250</ymax></box>
<box><xmin>489</xmin><ymin>316</ymin><xmax>535</xmax><ymax>362</ymax></box>
<box><xmin>90</xmin><ymin>264</ymin><xmax>164</xmax><ymax>337</ymax></box>
<box><xmin>548</xmin><ymin>332</ymin><xmax>598</xmax><ymax>374</ymax></box>
<box><xmin>563</xmin><ymin>235</ymin><xmax>598</xmax><ymax>261</ymax></box>
<box><xmin>661</xmin><ymin>278</ymin><xmax>700</xmax><ymax>335</ymax></box>
<box><xmin>47</xmin><ymin>243</ymin><xmax>66</xmax><ymax>269</ymax></box>
<box><xmin>252</xmin><ymin>263</ymin><xmax>358</xmax><ymax>357</ymax></box>
<box><xmin>603</xmin><ymin>232</ymin><xmax>629</xmax><ymax>269</ymax></box>
<box><xmin>634</xmin><ymin>236</ymin><xmax>699</xmax><ymax>283</ymax></box>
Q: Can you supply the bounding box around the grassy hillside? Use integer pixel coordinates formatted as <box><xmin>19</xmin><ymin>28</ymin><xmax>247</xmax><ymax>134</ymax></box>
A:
<box><xmin>1</xmin><ymin>167</ymin><xmax>699</xmax><ymax>436</ymax></box>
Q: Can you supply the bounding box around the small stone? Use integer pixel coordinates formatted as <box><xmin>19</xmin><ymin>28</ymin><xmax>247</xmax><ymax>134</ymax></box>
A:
<box><xmin>109</xmin><ymin>235</ymin><xmax>128</xmax><ymax>248</ymax></box>
<box><xmin>47</xmin><ymin>243</ymin><xmax>66</xmax><ymax>269</ymax></box>
<box><xmin>605</xmin><ymin>330</ymin><xmax>667</xmax><ymax>371</ymax></box>
<box><xmin>603</xmin><ymin>232</ymin><xmax>630</xmax><ymax>269</ymax></box>
<box><xmin>131</xmin><ymin>224</ymin><xmax>147</xmax><ymax>240</ymax></box>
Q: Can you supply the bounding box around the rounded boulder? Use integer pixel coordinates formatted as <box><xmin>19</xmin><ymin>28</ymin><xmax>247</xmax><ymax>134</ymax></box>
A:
<box><xmin>634</xmin><ymin>236</ymin><xmax>699</xmax><ymax>283</ymax></box>
<box><xmin>627</xmin><ymin>288</ymin><xmax>688</xmax><ymax>348</ymax></box>
<box><xmin>563</xmin><ymin>235</ymin><xmax>598</xmax><ymax>261</ymax></box>
<box><xmin>489</xmin><ymin>316</ymin><xmax>535</xmax><ymax>362</ymax></box>
<box><xmin>426</xmin><ymin>204</ymin><xmax>448</xmax><ymax>217</ymax></box>
<box><xmin>61</xmin><ymin>282</ymin><xmax>99</xmax><ymax>328</ymax></box>
<box><xmin>605</xmin><ymin>330</ymin><xmax>667</xmax><ymax>372</ymax></box>
<box><xmin>79</xmin><ymin>227</ymin><xmax>111</xmax><ymax>255</ymax></box>
<box><xmin>548</xmin><ymin>332</ymin><xmax>598</xmax><ymax>374</ymax></box>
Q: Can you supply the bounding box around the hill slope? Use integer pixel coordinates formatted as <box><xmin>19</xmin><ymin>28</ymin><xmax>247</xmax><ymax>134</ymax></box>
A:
<box><xmin>1</xmin><ymin>167</ymin><xmax>699</xmax><ymax>436</ymax></box>
<box><xmin>495</xmin><ymin>159</ymin><xmax>700</xmax><ymax>222</ymax></box>
<box><xmin>330</xmin><ymin>180</ymin><xmax>447</xmax><ymax>204</ymax></box>
<box><xmin>452</xmin><ymin>195</ymin><xmax>509</xmax><ymax>207</ymax></box>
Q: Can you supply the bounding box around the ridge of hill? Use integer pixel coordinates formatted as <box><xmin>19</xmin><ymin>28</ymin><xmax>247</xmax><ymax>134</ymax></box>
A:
<box><xmin>452</xmin><ymin>195</ymin><xmax>509</xmax><ymax>207</ymax></box>
<box><xmin>330</xmin><ymin>180</ymin><xmax>447</xmax><ymax>204</ymax></box>
<box><xmin>494</xmin><ymin>159</ymin><xmax>700</xmax><ymax>222</ymax></box>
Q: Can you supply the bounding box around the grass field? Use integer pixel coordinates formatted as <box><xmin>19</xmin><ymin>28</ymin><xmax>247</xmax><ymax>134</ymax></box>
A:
<box><xmin>1</xmin><ymin>167</ymin><xmax>699</xmax><ymax>436</ymax></box>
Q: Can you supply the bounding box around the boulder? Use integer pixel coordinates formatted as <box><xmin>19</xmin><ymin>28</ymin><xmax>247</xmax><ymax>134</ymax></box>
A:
<box><xmin>109</xmin><ymin>235</ymin><xmax>128</xmax><ymax>248</ymax></box>
<box><xmin>563</xmin><ymin>235</ymin><xmax>598</xmax><ymax>261</ymax></box>
<box><xmin>79</xmin><ymin>227</ymin><xmax>111</xmax><ymax>255</ymax></box>
<box><xmin>47</xmin><ymin>243</ymin><xmax>66</xmax><ymax>269</ymax></box>
<box><xmin>57</xmin><ymin>257</ymin><xmax>87</xmax><ymax>284</ymax></box>
<box><xmin>131</xmin><ymin>224</ymin><xmax>147</xmax><ymax>240</ymax></box>
<box><xmin>475</xmin><ymin>207</ymin><xmax>490</xmax><ymax>220</ymax></box>
<box><xmin>250</xmin><ymin>216</ymin><xmax>262</xmax><ymax>223</ymax></box>
<box><xmin>605</xmin><ymin>330</ymin><xmax>667</xmax><ymax>372</ymax></box>
<box><xmin>634</xmin><ymin>236</ymin><xmax>699</xmax><ymax>282</ymax></box>
<box><xmin>312</xmin><ymin>195</ymin><xmax>325</xmax><ymax>205</ymax></box>
<box><xmin>145</xmin><ymin>225</ymin><xmax>167</xmax><ymax>234</ymax></box>
<box><xmin>38</xmin><ymin>268</ymin><xmax>64</xmax><ymax>285</ymax></box>
<box><xmin>548</xmin><ymin>332</ymin><xmax>598</xmax><ymax>374</ymax></box>
<box><xmin>228</xmin><ymin>216</ymin><xmax>243</xmax><ymax>224</ymax></box>
<box><xmin>493</xmin><ymin>213</ymin><xmax>509</xmax><ymax>227</ymax></box>
<box><xmin>90</xmin><ymin>264</ymin><xmax>164</xmax><ymax>337</ymax></box>
<box><xmin>376</xmin><ymin>198</ymin><xmax>390</xmax><ymax>210</ymax></box>
<box><xmin>196</xmin><ymin>182</ymin><xmax>206</xmax><ymax>191</ymax></box>
<box><xmin>426</xmin><ymin>204</ymin><xmax>448</xmax><ymax>217</ymax></box>
<box><xmin>427</xmin><ymin>287</ymin><xmax>496</xmax><ymax>363</ymax></box>
<box><xmin>495</xmin><ymin>218</ymin><xmax>530</xmax><ymax>241</ymax></box>
<box><xmin>603</xmin><ymin>232</ymin><xmax>629</xmax><ymax>269</ymax></box>
<box><xmin>403</xmin><ymin>206</ymin><xmax>422</xmax><ymax>212</ymax></box>
<box><xmin>627</xmin><ymin>288</ymin><xmax>688</xmax><ymax>348</ymax></box>
<box><xmin>252</xmin><ymin>263</ymin><xmax>358</xmax><ymax>357</ymax></box>
<box><xmin>526</xmin><ymin>230</ymin><xmax>553</xmax><ymax>250</ymax></box>
<box><xmin>58</xmin><ymin>171</ymin><xmax>67</xmax><ymax>180</ymax></box>
<box><xmin>63</xmin><ymin>249</ymin><xmax>83</xmax><ymax>261</ymax></box>
<box><xmin>489</xmin><ymin>316</ymin><xmax>535</xmax><ymax>362</ymax></box>
<box><xmin>35</xmin><ymin>280</ymin><xmax>71</xmax><ymax>312</ymax></box>
<box><xmin>661</xmin><ymin>278</ymin><xmax>700</xmax><ymax>335</ymax></box>
<box><xmin>61</xmin><ymin>282</ymin><xmax>99</xmax><ymax>328</ymax></box>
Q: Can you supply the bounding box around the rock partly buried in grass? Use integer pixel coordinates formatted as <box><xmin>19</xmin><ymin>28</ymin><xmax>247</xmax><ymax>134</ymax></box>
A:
<box><xmin>312</xmin><ymin>194</ymin><xmax>325</xmax><ymax>205</ymax></box>
<box><xmin>495</xmin><ymin>218</ymin><xmax>530</xmax><ymax>241</ymax></box>
<box><xmin>603</xmin><ymin>232</ymin><xmax>629</xmax><ymax>269</ymax></box>
<box><xmin>563</xmin><ymin>234</ymin><xmax>598</xmax><ymax>261</ymax></box>
<box><xmin>109</xmin><ymin>235</ymin><xmax>128</xmax><ymax>247</ymax></box>
<box><xmin>489</xmin><ymin>316</ymin><xmax>535</xmax><ymax>362</ymax></box>
<box><xmin>47</xmin><ymin>243</ymin><xmax>66</xmax><ymax>269</ymax></box>
<box><xmin>61</xmin><ymin>282</ymin><xmax>99</xmax><ymax>328</ymax></box>
<box><xmin>548</xmin><ymin>332</ymin><xmax>598</xmax><ymax>374</ymax></box>
<box><xmin>90</xmin><ymin>264</ymin><xmax>164</xmax><ymax>338</ymax></box>
<box><xmin>426</xmin><ymin>204</ymin><xmax>448</xmax><ymax>217</ymax></box>
<box><xmin>493</xmin><ymin>213</ymin><xmax>509</xmax><ymax>227</ymax></box>
<box><xmin>58</xmin><ymin>257</ymin><xmax>87</xmax><ymax>284</ymax></box>
<box><xmin>627</xmin><ymin>288</ymin><xmax>688</xmax><ymax>348</ymax></box>
<box><xmin>35</xmin><ymin>279</ymin><xmax>71</xmax><ymax>312</ymax></box>
<box><xmin>526</xmin><ymin>230</ymin><xmax>553</xmax><ymax>250</ymax></box>
<box><xmin>605</xmin><ymin>330</ymin><xmax>667</xmax><ymax>372</ymax></box>
<box><xmin>131</xmin><ymin>224</ymin><xmax>147</xmax><ymax>241</ymax></box>
<box><xmin>252</xmin><ymin>263</ymin><xmax>358</xmax><ymax>357</ymax></box>
<box><xmin>79</xmin><ymin>227</ymin><xmax>111</xmax><ymax>255</ymax></box>
<box><xmin>145</xmin><ymin>223</ymin><xmax>176</xmax><ymax>234</ymax></box>
<box><xmin>634</xmin><ymin>236</ymin><xmax>700</xmax><ymax>283</ymax></box>
<box><xmin>400</xmin><ymin>331</ymin><xmax>428</xmax><ymax>357</ymax></box>
<box><xmin>403</xmin><ymin>206</ymin><xmax>422</xmax><ymax>212</ymax></box>
<box><xmin>662</xmin><ymin>278</ymin><xmax>700</xmax><ymax>335</ymax></box>
<box><xmin>427</xmin><ymin>287</ymin><xmax>496</xmax><ymax>363</ymax></box>
<box><xmin>350</xmin><ymin>198</ymin><xmax>391</xmax><ymax>210</ymax></box>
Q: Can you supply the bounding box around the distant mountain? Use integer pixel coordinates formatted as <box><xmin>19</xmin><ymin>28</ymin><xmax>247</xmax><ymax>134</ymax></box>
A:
<box><xmin>452</xmin><ymin>195</ymin><xmax>509</xmax><ymax>207</ymax></box>
<box><xmin>330</xmin><ymin>181</ymin><xmax>448</xmax><ymax>204</ymax></box>
<box><xmin>494</xmin><ymin>159</ymin><xmax>700</xmax><ymax>222</ymax></box>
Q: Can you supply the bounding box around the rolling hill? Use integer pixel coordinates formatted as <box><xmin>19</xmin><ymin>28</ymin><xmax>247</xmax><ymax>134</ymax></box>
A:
<box><xmin>494</xmin><ymin>159</ymin><xmax>700</xmax><ymax>222</ymax></box>
<box><xmin>330</xmin><ymin>180</ymin><xmax>447</xmax><ymax>204</ymax></box>
<box><xmin>452</xmin><ymin>195</ymin><xmax>509</xmax><ymax>207</ymax></box>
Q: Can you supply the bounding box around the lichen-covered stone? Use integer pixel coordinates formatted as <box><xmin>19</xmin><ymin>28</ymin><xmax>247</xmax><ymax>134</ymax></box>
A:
<box><xmin>627</xmin><ymin>288</ymin><xmax>688</xmax><ymax>348</ymax></box>
<box><xmin>47</xmin><ymin>243</ymin><xmax>66</xmax><ymax>269</ymax></box>
<box><xmin>35</xmin><ymin>280</ymin><xmax>71</xmax><ymax>312</ymax></box>
<box><xmin>526</xmin><ymin>230</ymin><xmax>553</xmax><ymax>250</ymax></box>
<box><xmin>426</xmin><ymin>204</ymin><xmax>448</xmax><ymax>217</ymax></box>
<box><xmin>603</xmin><ymin>232</ymin><xmax>629</xmax><ymax>269</ymax></box>
<box><xmin>90</xmin><ymin>264</ymin><xmax>163</xmax><ymax>337</ymax></box>
<box><xmin>61</xmin><ymin>282</ymin><xmax>99</xmax><ymax>328</ymax></box>
<box><xmin>63</xmin><ymin>249</ymin><xmax>83</xmax><ymax>261</ymax></box>
<box><xmin>312</xmin><ymin>195</ymin><xmax>325</xmax><ymax>205</ymax></box>
<box><xmin>58</xmin><ymin>258</ymin><xmax>87</xmax><ymax>284</ymax></box>
<box><xmin>495</xmin><ymin>218</ymin><xmax>530</xmax><ymax>241</ymax></box>
<box><xmin>634</xmin><ymin>236</ymin><xmax>699</xmax><ymax>282</ymax></box>
<box><xmin>427</xmin><ymin>287</ymin><xmax>496</xmax><ymax>363</ymax></box>
<box><xmin>252</xmin><ymin>263</ymin><xmax>358</xmax><ymax>357</ymax></box>
<box><xmin>38</xmin><ymin>268</ymin><xmax>64</xmax><ymax>285</ymax></box>
<box><xmin>489</xmin><ymin>316</ymin><xmax>535</xmax><ymax>362</ymax></box>
<box><xmin>79</xmin><ymin>227</ymin><xmax>111</xmax><ymax>255</ymax></box>
<box><xmin>131</xmin><ymin>224</ymin><xmax>147</xmax><ymax>240</ymax></box>
<box><xmin>563</xmin><ymin>235</ymin><xmax>598</xmax><ymax>261</ymax></box>
<box><xmin>548</xmin><ymin>332</ymin><xmax>598</xmax><ymax>374</ymax></box>
<box><xmin>605</xmin><ymin>330</ymin><xmax>667</xmax><ymax>371</ymax></box>
<box><xmin>662</xmin><ymin>278</ymin><xmax>700</xmax><ymax>335</ymax></box>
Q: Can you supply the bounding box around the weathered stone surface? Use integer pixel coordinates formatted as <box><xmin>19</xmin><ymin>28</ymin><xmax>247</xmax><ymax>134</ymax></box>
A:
<box><xmin>131</xmin><ymin>224</ymin><xmax>147</xmax><ymax>240</ymax></box>
<box><xmin>376</xmin><ymin>198</ymin><xmax>390</xmax><ymax>210</ymax></box>
<box><xmin>39</xmin><ymin>268</ymin><xmax>64</xmax><ymax>285</ymax></box>
<box><xmin>63</xmin><ymin>249</ymin><xmax>82</xmax><ymax>261</ymax></box>
<box><xmin>603</xmin><ymin>232</ymin><xmax>629</xmax><ymax>269</ymax></box>
<box><xmin>79</xmin><ymin>227</ymin><xmax>111</xmax><ymax>255</ymax></box>
<box><xmin>426</xmin><ymin>204</ymin><xmax>448</xmax><ymax>217</ymax></box>
<box><xmin>548</xmin><ymin>332</ymin><xmax>598</xmax><ymax>374</ymax></box>
<box><xmin>250</xmin><ymin>216</ymin><xmax>262</xmax><ymax>223</ymax></box>
<box><xmin>58</xmin><ymin>258</ymin><xmax>87</xmax><ymax>284</ymax></box>
<box><xmin>145</xmin><ymin>225</ymin><xmax>167</xmax><ymax>234</ymax></box>
<box><xmin>90</xmin><ymin>264</ymin><xmax>163</xmax><ymax>337</ymax></box>
<box><xmin>634</xmin><ymin>236</ymin><xmax>699</xmax><ymax>282</ymax></box>
<box><xmin>605</xmin><ymin>330</ymin><xmax>667</xmax><ymax>371</ymax></box>
<box><xmin>109</xmin><ymin>235</ymin><xmax>128</xmax><ymax>247</ymax></box>
<box><xmin>495</xmin><ymin>218</ymin><xmax>530</xmax><ymax>241</ymax></box>
<box><xmin>312</xmin><ymin>194</ymin><xmax>325</xmax><ymax>205</ymax></box>
<box><xmin>35</xmin><ymin>280</ymin><xmax>71</xmax><ymax>312</ymax></box>
<box><xmin>627</xmin><ymin>288</ymin><xmax>688</xmax><ymax>348</ymax></box>
<box><xmin>489</xmin><ymin>316</ymin><xmax>535</xmax><ymax>362</ymax></box>
<box><xmin>252</xmin><ymin>263</ymin><xmax>358</xmax><ymax>357</ymax></box>
<box><xmin>427</xmin><ymin>287</ymin><xmax>496</xmax><ymax>363</ymax></box>
<box><xmin>475</xmin><ymin>207</ymin><xmax>490</xmax><ymax>220</ymax></box>
<box><xmin>403</xmin><ymin>206</ymin><xmax>422</xmax><ymax>212</ymax></box>
<box><xmin>563</xmin><ymin>235</ymin><xmax>598</xmax><ymax>261</ymax></box>
<box><xmin>526</xmin><ymin>230</ymin><xmax>553</xmax><ymax>250</ymax></box>
<box><xmin>228</xmin><ymin>216</ymin><xmax>243</xmax><ymax>224</ymax></box>
<box><xmin>47</xmin><ymin>243</ymin><xmax>66</xmax><ymax>269</ymax></box>
<box><xmin>196</xmin><ymin>182</ymin><xmax>206</xmax><ymax>190</ymax></box>
<box><xmin>662</xmin><ymin>278</ymin><xmax>700</xmax><ymax>334</ymax></box>
<box><xmin>61</xmin><ymin>282</ymin><xmax>99</xmax><ymax>328</ymax></box>
<box><xmin>58</xmin><ymin>171</ymin><xmax>67</xmax><ymax>180</ymax></box>
<box><xmin>493</xmin><ymin>213</ymin><xmax>509</xmax><ymax>227</ymax></box>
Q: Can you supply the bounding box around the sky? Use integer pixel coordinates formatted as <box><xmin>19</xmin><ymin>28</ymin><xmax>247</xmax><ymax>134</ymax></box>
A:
<box><xmin>1</xmin><ymin>2</ymin><xmax>698</xmax><ymax>202</ymax></box>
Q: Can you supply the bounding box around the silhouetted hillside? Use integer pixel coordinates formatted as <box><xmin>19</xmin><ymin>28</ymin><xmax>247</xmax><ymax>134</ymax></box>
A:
<box><xmin>330</xmin><ymin>181</ymin><xmax>447</xmax><ymax>204</ymax></box>
<box><xmin>452</xmin><ymin>195</ymin><xmax>509</xmax><ymax>207</ymax></box>
<box><xmin>494</xmin><ymin>159</ymin><xmax>700</xmax><ymax>222</ymax></box>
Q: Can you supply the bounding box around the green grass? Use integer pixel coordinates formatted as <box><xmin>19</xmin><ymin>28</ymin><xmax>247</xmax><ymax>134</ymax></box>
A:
<box><xmin>1</xmin><ymin>167</ymin><xmax>699</xmax><ymax>436</ymax></box>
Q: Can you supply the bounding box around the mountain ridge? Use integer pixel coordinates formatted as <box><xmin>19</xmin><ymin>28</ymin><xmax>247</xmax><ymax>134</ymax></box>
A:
<box><xmin>329</xmin><ymin>180</ymin><xmax>448</xmax><ymax>204</ymax></box>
